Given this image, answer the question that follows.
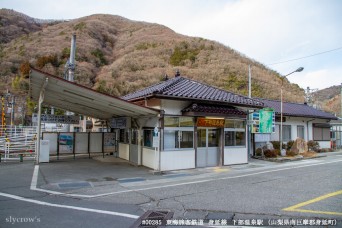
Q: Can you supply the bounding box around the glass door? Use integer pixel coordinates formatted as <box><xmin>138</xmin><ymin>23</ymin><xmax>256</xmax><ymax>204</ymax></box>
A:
<box><xmin>196</xmin><ymin>128</ymin><xmax>220</xmax><ymax>167</ymax></box>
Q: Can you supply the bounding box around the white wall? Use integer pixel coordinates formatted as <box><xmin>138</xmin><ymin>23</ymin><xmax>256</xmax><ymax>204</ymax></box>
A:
<box><xmin>268</xmin><ymin>117</ymin><xmax>332</xmax><ymax>149</ymax></box>
<box><xmin>270</xmin><ymin>118</ymin><xmax>307</xmax><ymax>142</ymax></box>
<box><xmin>318</xmin><ymin>141</ymin><xmax>330</xmax><ymax>148</ymax></box>
<box><xmin>224</xmin><ymin>147</ymin><xmax>248</xmax><ymax>165</ymax></box>
<box><xmin>118</xmin><ymin>143</ymin><xmax>129</xmax><ymax>160</ymax></box>
<box><xmin>161</xmin><ymin>100</ymin><xmax>191</xmax><ymax>115</ymax></box>
<box><xmin>160</xmin><ymin>150</ymin><xmax>195</xmax><ymax>171</ymax></box>
<box><xmin>142</xmin><ymin>147</ymin><xmax>157</xmax><ymax>169</ymax></box>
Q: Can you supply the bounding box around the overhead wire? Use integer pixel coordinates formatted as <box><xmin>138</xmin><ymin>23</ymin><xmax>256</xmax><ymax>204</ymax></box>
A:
<box><xmin>267</xmin><ymin>46</ymin><xmax>342</xmax><ymax>66</ymax></box>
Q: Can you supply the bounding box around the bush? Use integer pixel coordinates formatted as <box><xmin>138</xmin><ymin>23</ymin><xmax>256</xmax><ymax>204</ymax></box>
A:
<box><xmin>287</xmin><ymin>140</ymin><xmax>295</xmax><ymax>150</ymax></box>
<box><xmin>270</xmin><ymin>141</ymin><xmax>280</xmax><ymax>150</ymax></box>
<box><xmin>308</xmin><ymin>140</ymin><xmax>320</xmax><ymax>151</ymax></box>
<box><xmin>91</xmin><ymin>48</ymin><xmax>107</xmax><ymax>66</ymax></box>
<box><xmin>169</xmin><ymin>41</ymin><xmax>201</xmax><ymax>66</ymax></box>
<box><xmin>286</xmin><ymin>150</ymin><xmax>297</xmax><ymax>156</ymax></box>
<box><xmin>36</xmin><ymin>54</ymin><xmax>60</xmax><ymax>69</ymax></box>
<box><xmin>19</xmin><ymin>61</ymin><xmax>30</xmax><ymax>78</ymax></box>
<box><xmin>270</xmin><ymin>141</ymin><xmax>285</xmax><ymax>150</ymax></box>
<box><xmin>273</xmin><ymin>149</ymin><xmax>281</xmax><ymax>156</ymax></box>
<box><xmin>264</xmin><ymin>149</ymin><xmax>278</xmax><ymax>158</ymax></box>
<box><xmin>255</xmin><ymin>148</ymin><xmax>262</xmax><ymax>156</ymax></box>
<box><xmin>74</xmin><ymin>22</ymin><xmax>86</xmax><ymax>30</ymax></box>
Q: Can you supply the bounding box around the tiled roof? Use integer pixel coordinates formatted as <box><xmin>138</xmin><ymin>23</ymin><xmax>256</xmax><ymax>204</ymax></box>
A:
<box><xmin>182</xmin><ymin>103</ymin><xmax>246</xmax><ymax>117</ymax></box>
<box><xmin>122</xmin><ymin>76</ymin><xmax>264</xmax><ymax>107</ymax></box>
<box><xmin>258</xmin><ymin>98</ymin><xmax>338</xmax><ymax>120</ymax></box>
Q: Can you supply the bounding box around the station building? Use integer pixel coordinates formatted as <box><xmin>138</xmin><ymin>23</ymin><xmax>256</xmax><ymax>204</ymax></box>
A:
<box><xmin>117</xmin><ymin>73</ymin><xmax>263</xmax><ymax>171</ymax></box>
<box><xmin>30</xmin><ymin>68</ymin><xmax>338</xmax><ymax>170</ymax></box>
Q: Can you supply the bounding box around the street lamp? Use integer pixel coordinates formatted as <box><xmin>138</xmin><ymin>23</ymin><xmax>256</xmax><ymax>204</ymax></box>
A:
<box><xmin>280</xmin><ymin>67</ymin><xmax>304</xmax><ymax>155</ymax></box>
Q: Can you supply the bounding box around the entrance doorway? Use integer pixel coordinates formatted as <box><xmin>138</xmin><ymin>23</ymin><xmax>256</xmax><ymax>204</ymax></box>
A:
<box><xmin>129</xmin><ymin>129</ymin><xmax>139</xmax><ymax>164</ymax></box>
<box><xmin>196</xmin><ymin>128</ymin><xmax>220</xmax><ymax>167</ymax></box>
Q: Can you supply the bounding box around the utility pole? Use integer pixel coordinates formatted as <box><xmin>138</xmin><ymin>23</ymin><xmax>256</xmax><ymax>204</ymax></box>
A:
<box><xmin>247</xmin><ymin>65</ymin><xmax>252</xmax><ymax>157</ymax></box>
<box><xmin>64</xmin><ymin>34</ymin><xmax>76</xmax><ymax>132</ymax></box>
<box><xmin>248</xmin><ymin>65</ymin><xmax>251</xmax><ymax>98</ymax></box>
<box><xmin>305</xmin><ymin>86</ymin><xmax>318</xmax><ymax>107</ymax></box>
<box><xmin>10</xmin><ymin>95</ymin><xmax>15</xmax><ymax>126</ymax></box>
<box><xmin>1</xmin><ymin>96</ymin><xmax>5</xmax><ymax>136</ymax></box>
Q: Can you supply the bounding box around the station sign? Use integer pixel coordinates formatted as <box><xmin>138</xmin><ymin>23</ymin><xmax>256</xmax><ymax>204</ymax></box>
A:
<box><xmin>32</xmin><ymin>113</ymin><xmax>80</xmax><ymax>124</ymax></box>
<box><xmin>110</xmin><ymin>117</ymin><xmax>131</xmax><ymax>129</ymax></box>
<box><xmin>196</xmin><ymin>118</ymin><xmax>225</xmax><ymax>127</ymax></box>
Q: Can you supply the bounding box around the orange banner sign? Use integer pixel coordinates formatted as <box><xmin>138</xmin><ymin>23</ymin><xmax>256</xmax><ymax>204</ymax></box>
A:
<box><xmin>196</xmin><ymin>118</ymin><xmax>225</xmax><ymax>127</ymax></box>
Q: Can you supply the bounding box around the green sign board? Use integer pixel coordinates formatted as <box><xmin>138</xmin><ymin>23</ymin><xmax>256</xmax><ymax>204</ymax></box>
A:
<box><xmin>251</xmin><ymin>108</ymin><xmax>275</xmax><ymax>133</ymax></box>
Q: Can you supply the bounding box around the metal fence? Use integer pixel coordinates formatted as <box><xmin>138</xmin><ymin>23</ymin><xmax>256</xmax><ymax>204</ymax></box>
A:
<box><xmin>0</xmin><ymin>126</ymin><xmax>37</xmax><ymax>162</ymax></box>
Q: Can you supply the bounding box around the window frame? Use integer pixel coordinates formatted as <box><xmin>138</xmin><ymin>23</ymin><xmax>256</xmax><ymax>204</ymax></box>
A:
<box><xmin>163</xmin><ymin>126</ymin><xmax>194</xmax><ymax>151</ymax></box>
<box><xmin>281</xmin><ymin>125</ymin><xmax>292</xmax><ymax>142</ymax></box>
<box><xmin>224</xmin><ymin>128</ymin><xmax>246</xmax><ymax>147</ymax></box>
<box><xmin>224</xmin><ymin>119</ymin><xmax>246</xmax><ymax>148</ymax></box>
<box><xmin>143</xmin><ymin>129</ymin><xmax>153</xmax><ymax>148</ymax></box>
<box><xmin>297</xmin><ymin>125</ymin><xmax>305</xmax><ymax>139</ymax></box>
<box><xmin>313</xmin><ymin>126</ymin><xmax>331</xmax><ymax>141</ymax></box>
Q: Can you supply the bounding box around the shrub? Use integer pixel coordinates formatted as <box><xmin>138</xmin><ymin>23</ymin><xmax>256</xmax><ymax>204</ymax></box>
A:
<box><xmin>255</xmin><ymin>148</ymin><xmax>262</xmax><ymax>156</ymax></box>
<box><xmin>273</xmin><ymin>149</ymin><xmax>281</xmax><ymax>156</ymax></box>
<box><xmin>287</xmin><ymin>140</ymin><xmax>295</xmax><ymax>150</ymax></box>
<box><xmin>19</xmin><ymin>61</ymin><xmax>30</xmax><ymax>78</ymax></box>
<box><xmin>308</xmin><ymin>140</ymin><xmax>320</xmax><ymax>151</ymax></box>
<box><xmin>74</xmin><ymin>22</ymin><xmax>86</xmax><ymax>31</ymax></box>
<box><xmin>264</xmin><ymin>149</ymin><xmax>278</xmax><ymax>158</ymax></box>
<box><xmin>61</xmin><ymin>47</ymin><xmax>70</xmax><ymax>59</ymax></box>
<box><xmin>286</xmin><ymin>150</ymin><xmax>297</xmax><ymax>156</ymax></box>
<box><xmin>36</xmin><ymin>54</ymin><xmax>60</xmax><ymax>69</ymax></box>
<box><xmin>169</xmin><ymin>41</ymin><xmax>201</xmax><ymax>66</ymax></box>
<box><xmin>270</xmin><ymin>141</ymin><xmax>285</xmax><ymax>150</ymax></box>
<box><xmin>12</xmin><ymin>75</ymin><xmax>29</xmax><ymax>91</ymax></box>
<box><xmin>91</xmin><ymin>48</ymin><xmax>107</xmax><ymax>66</ymax></box>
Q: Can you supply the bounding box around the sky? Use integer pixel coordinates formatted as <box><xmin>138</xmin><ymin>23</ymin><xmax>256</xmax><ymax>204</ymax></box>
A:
<box><xmin>1</xmin><ymin>0</ymin><xmax>341</xmax><ymax>90</ymax></box>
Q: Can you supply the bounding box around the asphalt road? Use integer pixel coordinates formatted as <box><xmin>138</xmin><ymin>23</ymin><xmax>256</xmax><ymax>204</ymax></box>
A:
<box><xmin>0</xmin><ymin>153</ymin><xmax>341</xmax><ymax>227</ymax></box>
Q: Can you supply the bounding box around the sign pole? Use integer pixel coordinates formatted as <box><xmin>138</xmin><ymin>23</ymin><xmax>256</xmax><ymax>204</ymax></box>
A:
<box><xmin>153</xmin><ymin>127</ymin><xmax>159</xmax><ymax>174</ymax></box>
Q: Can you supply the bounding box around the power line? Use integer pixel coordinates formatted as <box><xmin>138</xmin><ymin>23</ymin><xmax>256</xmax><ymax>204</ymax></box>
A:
<box><xmin>267</xmin><ymin>46</ymin><xmax>342</xmax><ymax>66</ymax></box>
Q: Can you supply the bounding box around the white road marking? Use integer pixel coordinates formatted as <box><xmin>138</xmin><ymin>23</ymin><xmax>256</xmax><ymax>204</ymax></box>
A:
<box><xmin>31</xmin><ymin>159</ymin><xmax>342</xmax><ymax>198</ymax></box>
<box><xmin>0</xmin><ymin>192</ymin><xmax>139</xmax><ymax>219</ymax></box>
<box><xmin>30</xmin><ymin>165</ymin><xmax>39</xmax><ymax>190</ymax></box>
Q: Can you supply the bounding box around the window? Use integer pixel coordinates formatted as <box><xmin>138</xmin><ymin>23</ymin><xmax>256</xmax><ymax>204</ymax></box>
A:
<box><xmin>164</xmin><ymin>117</ymin><xmax>194</xmax><ymax>127</ymax></box>
<box><xmin>74</xmin><ymin>127</ymin><xmax>81</xmax><ymax>132</ymax></box>
<box><xmin>224</xmin><ymin>131</ymin><xmax>246</xmax><ymax>146</ymax></box>
<box><xmin>164</xmin><ymin>116</ymin><xmax>194</xmax><ymax>150</ymax></box>
<box><xmin>224</xmin><ymin>119</ymin><xmax>246</xmax><ymax>147</ymax></box>
<box><xmin>313</xmin><ymin>126</ymin><xmax>330</xmax><ymax>141</ymax></box>
<box><xmin>281</xmin><ymin>125</ymin><xmax>291</xmax><ymax>142</ymax></box>
<box><xmin>164</xmin><ymin>130</ymin><xmax>194</xmax><ymax>149</ymax></box>
<box><xmin>297</xmin><ymin>126</ymin><xmax>304</xmax><ymax>139</ymax></box>
<box><xmin>119</xmin><ymin>129</ymin><xmax>129</xmax><ymax>143</ymax></box>
<box><xmin>225</xmin><ymin>119</ymin><xmax>245</xmax><ymax>128</ymax></box>
<box><xmin>143</xmin><ymin>129</ymin><xmax>153</xmax><ymax>148</ymax></box>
